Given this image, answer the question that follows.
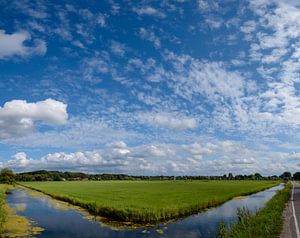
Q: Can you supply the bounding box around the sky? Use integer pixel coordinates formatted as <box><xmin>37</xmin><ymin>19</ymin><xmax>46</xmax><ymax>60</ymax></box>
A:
<box><xmin>1</xmin><ymin>0</ymin><xmax>300</xmax><ymax>176</ymax></box>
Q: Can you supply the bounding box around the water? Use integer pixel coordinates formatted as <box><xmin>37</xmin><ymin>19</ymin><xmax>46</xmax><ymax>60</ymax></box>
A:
<box><xmin>6</xmin><ymin>184</ymin><xmax>284</xmax><ymax>238</ymax></box>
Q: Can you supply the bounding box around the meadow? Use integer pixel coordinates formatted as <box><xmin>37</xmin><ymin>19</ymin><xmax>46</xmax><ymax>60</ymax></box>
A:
<box><xmin>21</xmin><ymin>180</ymin><xmax>280</xmax><ymax>224</ymax></box>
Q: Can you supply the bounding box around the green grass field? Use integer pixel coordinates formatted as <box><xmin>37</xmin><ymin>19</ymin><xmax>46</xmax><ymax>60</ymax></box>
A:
<box><xmin>21</xmin><ymin>180</ymin><xmax>279</xmax><ymax>224</ymax></box>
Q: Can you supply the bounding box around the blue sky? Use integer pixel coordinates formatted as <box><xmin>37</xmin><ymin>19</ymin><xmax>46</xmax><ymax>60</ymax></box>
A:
<box><xmin>1</xmin><ymin>0</ymin><xmax>300</xmax><ymax>175</ymax></box>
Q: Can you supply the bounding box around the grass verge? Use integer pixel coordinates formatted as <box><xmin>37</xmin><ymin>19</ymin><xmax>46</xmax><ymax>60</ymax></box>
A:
<box><xmin>21</xmin><ymin>180</ymin><xmax>279</xmax><ymax>224</ymax></box>
<box><xmin>218</xmin><ymin>182</ymin><xmax>291</xmax><ymax>238</ymax></box>
<box><xmin>0</xmin><ymin>184</ymin><xmax>44</xmax><ymax>237</ymax></box>
<box><xmin>0</xmin><ymin>185</ymin><xmax>6</xmax><ymax>233</ymax></box>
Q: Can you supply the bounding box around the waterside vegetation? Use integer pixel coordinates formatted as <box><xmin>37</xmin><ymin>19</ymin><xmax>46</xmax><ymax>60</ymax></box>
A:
<box><xmin>218</xmin><ymin>182</ymin><xmax>291</xmax><ymax>237</ymax></box>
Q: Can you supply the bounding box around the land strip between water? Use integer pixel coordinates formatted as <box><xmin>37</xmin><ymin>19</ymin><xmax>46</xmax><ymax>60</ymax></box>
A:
<box><xmin>20</xmin><ymin>180</ymin><xmax>280</xmax><ymax>225</ymax></box>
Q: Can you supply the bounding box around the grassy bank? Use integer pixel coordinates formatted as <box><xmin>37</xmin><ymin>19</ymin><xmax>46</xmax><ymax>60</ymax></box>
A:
<box><xmin>0</xmin><ymin>185</ymin><xmax>6</xmax><ymax>233</ymax></box>
<box><xmin>0</xmin><ymin>185</ymin><xmax>44</xmax><ymax>237</ymax></box>
<box><xmin>22</xmin><ymin>180</ymin><xmax>279</xmax><ymax>224</ymax></box>
<box><xmin>218</xmin><ymin>182</ymin><xmax>291</xmax><ymax>238</ymax></box>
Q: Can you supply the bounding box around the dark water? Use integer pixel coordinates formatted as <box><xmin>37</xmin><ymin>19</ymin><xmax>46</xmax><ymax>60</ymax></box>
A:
<box><xmin>6</xmin><ymin>184</ymin><xmax>284</xmax><ymax>238</ymax></box>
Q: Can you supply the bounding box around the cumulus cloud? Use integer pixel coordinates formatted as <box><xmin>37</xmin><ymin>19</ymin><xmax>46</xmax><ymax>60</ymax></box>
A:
<box><xmin>1</xmin><ymin>140</ymin><xmax>297</xmax><ymax>175</ymax></box>
<box><xmin>3</xmin><ymin>151</ymin><xmax>126</xmax><ymax>172</ymax></box>
<box><xmin>0</xmin><ymin>99</ymin><xmax>68</xmax><ymax>139</ymax></box>
<box><xmin>0</xmin><ymin>30</ymin><xmax>47</xmax><ymax>59</ymax></box>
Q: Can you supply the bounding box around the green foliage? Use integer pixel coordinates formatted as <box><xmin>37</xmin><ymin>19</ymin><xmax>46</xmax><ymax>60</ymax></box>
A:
<box><xmin>22</xmin><ymin>180</ymin><xmax>279</xmax><ymax>224</ymax></box>
<box><xmin>293</xmin><ymin>172</ymin><xmax>300</xmax><ymax>180</ymax></box>
<box><xmin>217</xmin><ymin>221</ymin><xmax>227</xmax><ymax>238</ymax></box>
<box><xmin>280</xmin><ymin>172</ymin><xmax>292</xmax><ymax>181</ymax></box>
<box><xmin>15</xmin><ymin>170</ymin><xmax>281</xmax><ymax>182</ymax></box>
<box><xmin>218</xmin><ymin>182</ymin><xmax>291</xmax><ymax>238</ymax></box>
<box><xmin>0</xmin><ymin>169</ymin><xmax>15</xmax><ymax>184</ymax></box>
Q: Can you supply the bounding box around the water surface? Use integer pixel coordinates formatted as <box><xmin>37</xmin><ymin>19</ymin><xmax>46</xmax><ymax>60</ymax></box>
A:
<box><xmin>6</xmin><ymin>184</ymin><xmax>283</xmax><ymax>238</ymax></box>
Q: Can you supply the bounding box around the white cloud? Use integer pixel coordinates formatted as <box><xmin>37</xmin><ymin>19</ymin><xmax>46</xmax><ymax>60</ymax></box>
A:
<box><xmin>205</xmin><ymin>18</ymin><xmax>223</xmax><ymax>29</ymax></box>
<box><xmin>197</xmin><ymin>0</ymin><xmax>219</xmax><ymax>12</ymax></box>
<box><xmin>139</xmin><ymin>112</ymin><xmax>198</xmax><ymax>130</ymax></box>
<box><xmin>0</xmin><ymin>30</ymin><xmax>47</xmax><ymax>59</ymax></box>
<box><xmin>164</xmin><ymin>52</ymin><xmax>246</xmax><ymax>101</ymax></box>
<box><xmin>2</xmin><ymin>140</ymin><xmax>298</xmax><ymax>175</ymax></box>
<box><xmin>3</xmin><ymin>117</ymin><xmax>140</xmax><ymax>148</ymax></box>
<box><xmin>0</xmin><ymin>99</ymin><xmax>68</xmax><ymax>140</ymax></box>
<box><xmin>96</xmin><ymin>14</ymin><xmax>106</xmax><ymax>27</ymax></box>
<box><xmin>110</xmin><ymin>41</ymin><xmax>126</xmax><ymax>56</ymax></box>
<box><xmin>4</xmin><ymin>151</ymin><xmax>126</xmax><ymax>172</ymax></box>
<box><xmin>231</xmin><ymin>158</ymin><xmax>256</xmax><ymax>165</ymax></box>
<box><xmin>240</xmin><ymin>20</ymin><xmax>256</xmax><ymax>34</ymax></box>
<box><xmin>5</xmin><ymin>152</ymin><xmax>35</xmax><ymax>169</ymax></box>
<box><xmin>133</xmin><ymin>6</ymin><xmax>166</xmax><ymax>18</ymax></box>
<box><xmin>139</xmin><ymin>28</ymin><xmax>161</xmax><ymax>48</ymax></box>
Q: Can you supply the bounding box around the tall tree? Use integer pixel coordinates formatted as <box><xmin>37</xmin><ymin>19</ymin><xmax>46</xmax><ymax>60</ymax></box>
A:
<box><xmin>0</xmin><ymin>168</ymin><xmax>15</xmax><ymax>184</ymax></box>
<box><xmin>279</xmin><ymin>171</ymin><xmax>292</xmax><ymax>180</ymax></box>
<box><xmin>293</xmin><ymin>172</ymin><xmax>300</xmax><ymax>180</ymax></box>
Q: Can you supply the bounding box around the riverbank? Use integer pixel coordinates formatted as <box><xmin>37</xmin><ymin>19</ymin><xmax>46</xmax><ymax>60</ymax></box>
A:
<box><xmin>0</xmin><ymin>185</ymin><xmax>43</xmax><ymax>237</ymax></box>
<box><xmin>218</xmin><ymin>182</ymin><xmax>291</xmax><ymax>237</ymax></box>
<box><xmin>21</xmin><ymin>180</ymin><xmax>280</xmax><ymax>224</ymax></box>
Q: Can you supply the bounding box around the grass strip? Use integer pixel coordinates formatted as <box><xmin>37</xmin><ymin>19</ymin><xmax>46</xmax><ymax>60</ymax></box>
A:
<box><xmin>0</xmin><ymin>185</ymin><xmax>44</xmax><ymax>237</ymax></box>
<box><xmin>0</xmin><ymin>185</ymin><xmax>6</xmax><ymax>234</ymax></box>
<box><xmin>218</xmin><ymin>182</ymin><xmax>291</xmax><ymax>238</ymax></box>
<box><xmin>21</xmin><ymin>181</ymin><xmax>279</xmax><ymax>224</ymax></box>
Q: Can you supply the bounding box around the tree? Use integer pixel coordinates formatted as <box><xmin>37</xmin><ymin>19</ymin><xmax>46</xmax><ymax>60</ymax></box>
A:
<box><xmin>279</xmin><ymin>171</ymin><xmax>292</xmax><ymax>181</ymax></box>
<box><xmin>254</xmin><ymin>173</ymin><xmax>262</xmax><ymax>180</ymax></box>
<box><xmin>293</xmin><ymin>172</ymin><xmax>300</xmax><ymax>180</ymax></box>
<box><xmin>0</xmin><ymin>168</ymin><xmax>15</xmax><ymax>184</ymax></box>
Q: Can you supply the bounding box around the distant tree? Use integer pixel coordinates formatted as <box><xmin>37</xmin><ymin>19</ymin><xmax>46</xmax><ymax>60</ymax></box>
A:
<box><xmin>228</xmin><ymin>173</ymin><xmax>233</xmax><ymax>180</ymax></box>
<box><xmin>270</xmin><ymin>175</ymin><xmax>279</xmax><ymax>180</ymax></box>
<box><xmin>235</xmin><ymin>175</ymin><xmax>244</xmax><ymax>180</ymax></box>
<box><xmin>0</xmin><ymin>168</ymin><xmax>15</xmax><ymax>184</ymax></box>
<box><xmin>280</xmin><ymin>171</ymin><xmax>292</xmax><ymax>181</ymax></box>
<box><xmin>293</xmin><ymin>172</ymin><xmax>300</xmax><ymax>180</ymax></box>
<box><xmin>254</xmin><ymin>173</ymin><xmax>262</xmax><ymax>180</ymax></box>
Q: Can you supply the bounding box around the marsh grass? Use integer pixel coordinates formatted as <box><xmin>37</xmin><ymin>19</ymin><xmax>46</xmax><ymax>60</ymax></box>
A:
<box><xmin>21</xmin><ymin>180</ymin><xmax>279</xmax><ymax>224</ymax></box>
<box><xmin>218</xmin><ymin>182</ymin><xmax>291</xmax><ymax>238</ymax></box>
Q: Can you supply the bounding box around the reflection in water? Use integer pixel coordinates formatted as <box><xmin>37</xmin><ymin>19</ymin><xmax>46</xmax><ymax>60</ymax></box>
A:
<box><xmin>6</xmin><ymin>184</ymin><xmax>283</xmax><ymax>238</ymax></box>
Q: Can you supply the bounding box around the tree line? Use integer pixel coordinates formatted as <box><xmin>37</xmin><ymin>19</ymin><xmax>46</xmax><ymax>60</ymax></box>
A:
<box><xmin>11</xmin><ymin>170</ymin><xmax>300</xmax><ymax>182</ymax></box>
<box><xmin>0</xmin><ymin>169</ymin><xmax>299</xmax><ymax>184</ymax></box>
